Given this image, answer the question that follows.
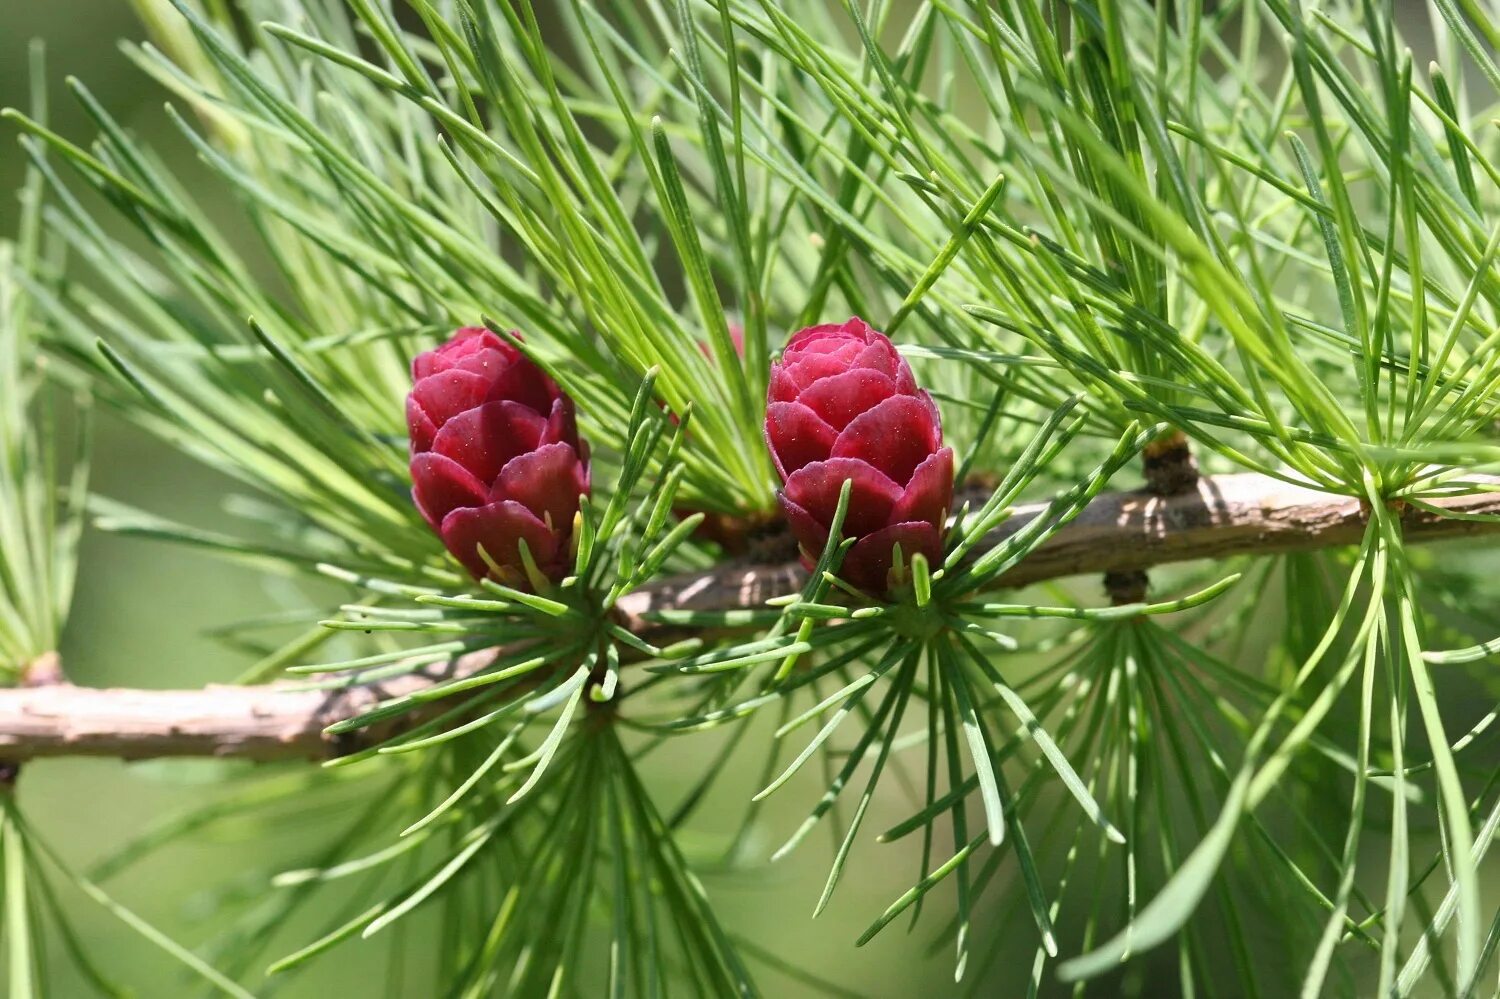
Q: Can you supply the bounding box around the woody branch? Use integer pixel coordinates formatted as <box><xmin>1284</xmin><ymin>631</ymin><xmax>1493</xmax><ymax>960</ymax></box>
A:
<box><xmin>2</xmin><ymin>471</ymin><xmax>1496</xmax><ymax>764</ymax></box>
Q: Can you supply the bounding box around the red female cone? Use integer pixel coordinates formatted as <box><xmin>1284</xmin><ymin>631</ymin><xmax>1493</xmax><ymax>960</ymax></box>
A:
<box><xmin>407</xmin><ymin>327</ymin><xmax>589</xmax><ymax>587</ymax></box>
<box><xmin>765</xmin><ymin>318</ymin><xmax>953</xmax><ymax>594</ymax></box>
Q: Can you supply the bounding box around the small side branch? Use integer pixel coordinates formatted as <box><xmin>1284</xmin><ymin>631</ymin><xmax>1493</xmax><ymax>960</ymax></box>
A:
<box><xmin>2</xmin><ymin>472</ymin><xmax>1497</xmax><ymax>763</ymax></box>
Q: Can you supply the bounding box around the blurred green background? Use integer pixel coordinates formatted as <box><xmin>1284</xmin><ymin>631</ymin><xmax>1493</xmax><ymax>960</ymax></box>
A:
<box><xmin>0</xmin><ymin>5</ymin><xmax>957</xmax><ymax>996</ymax></box>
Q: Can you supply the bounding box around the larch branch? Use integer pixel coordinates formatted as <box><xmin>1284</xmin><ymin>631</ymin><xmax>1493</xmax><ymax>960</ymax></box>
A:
<box><xmin>3</xmin><ymin>472</ymin><xmax>1497</xmax><ymax>763</ymax></box>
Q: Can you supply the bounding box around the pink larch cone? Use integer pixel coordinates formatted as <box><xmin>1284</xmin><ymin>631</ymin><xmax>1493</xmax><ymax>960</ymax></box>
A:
<box><xmin>765</xmin><ymin>318</ymin><xmax>952</xmax><ymax>594</ymax></box>
<box><xmin>407</xmin><ymin>327</ymin><xmax>589</xmax><ymax>587</ymax></box>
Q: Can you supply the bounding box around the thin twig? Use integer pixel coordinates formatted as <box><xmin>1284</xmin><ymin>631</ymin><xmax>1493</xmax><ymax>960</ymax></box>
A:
<box><xmin>3</xmin><ymin>472</ymin><xmax>1498</xmax><ymax>763</ymax></box>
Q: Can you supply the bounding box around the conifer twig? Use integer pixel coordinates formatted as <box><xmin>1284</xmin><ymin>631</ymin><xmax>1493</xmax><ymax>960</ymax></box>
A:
<box><xmin>2</xmin><ymin>471</ymin><xmax>1498</xmax><ymax>763</ymax></box>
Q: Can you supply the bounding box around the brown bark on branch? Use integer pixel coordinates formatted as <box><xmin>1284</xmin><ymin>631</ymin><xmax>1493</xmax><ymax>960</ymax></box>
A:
<box><xmin>3</xmin><ymin>472</ymin><xmax>1498</xmax><ymax>763</ymax></box>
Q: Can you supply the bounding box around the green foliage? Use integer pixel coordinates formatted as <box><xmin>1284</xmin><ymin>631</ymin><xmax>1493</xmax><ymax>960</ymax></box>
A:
<box><xmin>5</xmin><ymin>0</ymin><xmax>1500</xmax><ymax>995</ymax></box>
<box><xmin>0</xmin><ymin>44</ymin><xmax>88</xmax><ymax>680</ymax></box>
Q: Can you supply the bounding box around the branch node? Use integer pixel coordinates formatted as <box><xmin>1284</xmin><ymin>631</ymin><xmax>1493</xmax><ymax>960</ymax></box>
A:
<box><xmin>3</xmin><ymin>652</ymin><xmax>65</xmax><ymax>788</ymax></box>
<box><xmin>21</xmin><ymin>651</ymin><xmax>65</xmax><ymax>689</ymax></box>
<box><xmin>1142</xmin><ymin>428</ymin><xmax>1199</xmax><ymax>496</ymax></box>
<box><xmin>1103</xmin><ymin>569</ymin><xmax>1149</xmax><ymax>606</ymax></box>
<box><xmin>1358</xmin><ymin>496</ymin><xmax>1409</xmax><ymax>519</ymax></box>
<box><xmin>718</xmin><ymin>510</ymin><xmax>799</xmax><ymax>562</ymax></box>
